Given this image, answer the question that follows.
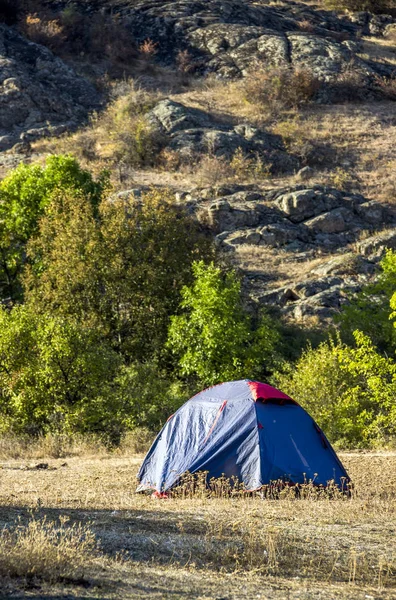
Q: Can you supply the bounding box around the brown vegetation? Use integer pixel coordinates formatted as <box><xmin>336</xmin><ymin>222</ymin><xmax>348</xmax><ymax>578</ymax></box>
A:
<box><xmin>243</xmin><ymin>67</ymin><xmax>321</xmax><ymax>112</ymax></box>
<box><xmin>0</xmin><ymin>517</ymin><xmax>98</xmax><ymax>584</ymax></box>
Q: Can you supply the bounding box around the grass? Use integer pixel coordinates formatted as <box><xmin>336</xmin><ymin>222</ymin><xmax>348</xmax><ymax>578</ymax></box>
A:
<box><xmin>0</xmin><ymin>516</ymin><xmax>98</xmax><ymax>583</ymax></box>
<box><xmin>0</xmin><ymin>448</ymin><xmax>394</xmax><ymax>598</ymax></box>
<box><xmin>0</xmin><ymin>429</ymin><xmax>154</xmax><ymax>459</ymax></box>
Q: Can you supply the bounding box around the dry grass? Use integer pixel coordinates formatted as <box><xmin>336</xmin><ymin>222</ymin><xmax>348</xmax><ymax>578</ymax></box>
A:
<box><xmin>0</xmin><ymin>450</ymin><xmax>394</xmax><ymax>598</ymax></box>
<box><xmin>0</xmin><ymin>429</ymin><xmax>154</xmax><ymax>460</ymax></box>
<box><xmin>50</xmin><ymin>80</ymin><xmax>165</xmax><ymax>171</ymax></box>
<box><xmin>242</xmin><ymin>67</ymin><xmax>321</xmax><ymax>112</ymax></box>
<box><xmin>0</xmin><ymin>516</ymin><xmax>98</xmax><ymax>583</ymax></box>
<box><xmin>233</xmin><ymin>244</ymin><xmax>333</xmax><ymax>285</ymax></box>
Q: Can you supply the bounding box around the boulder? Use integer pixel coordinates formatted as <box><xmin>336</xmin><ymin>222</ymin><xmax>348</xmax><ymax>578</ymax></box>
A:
<box><xmin>224</xmin><ymin>229</ymin><xmax>261</xmax><ymax>246</ymax></box>
<box><xmin>357</xmin><ymin>230</ymin><xmax>396</xmax><ymax>257</ymax></box>
<box><xmin>304</xmin><ymin>208</ymin><xmax>352</xmax><ymax>234</ymax></box>
<box><xmin>355</xmin><ymin>201</ymin><xmax>384</xmax><ymax>226</ymax></box>
<box><xmin>276</xmin><ymin>189</ymin><xmax>324</xmax><ymax>223</ymax></box>
<box><xmin>288</xmin><ymin>33</ymin><xmax>354</xmax><ymax>80</ymax></box>
<box><xmin>258</xmin><ymin>222</ymin><xmax>308</xmax><ymax>247</ymax></box>
<box><xmin>310</xmin><ymin>254</ymin><xmax>375</xmax><ymax>277</ymax></box>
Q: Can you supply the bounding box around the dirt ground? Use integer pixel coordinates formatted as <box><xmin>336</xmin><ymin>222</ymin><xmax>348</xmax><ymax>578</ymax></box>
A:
<box><xmin>0</xmin><ymin>452</ymin><xmax>394</xmax><ymax>599</ymax></box>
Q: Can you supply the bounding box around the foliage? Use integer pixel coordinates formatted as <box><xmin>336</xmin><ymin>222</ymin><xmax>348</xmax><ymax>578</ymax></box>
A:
<box><xmin>115</xmin><ymin>361</ymin><xmax>189</xmax><ymax>431</ymax></box>
<box><xmin>338</xmin><ymin>249</ymin><xmax>396</xmax><ymax>354</ymax></box>
<box><xmin>0</xmin><ymin>155</ymin><xmax>107</xmax><ymax>302</ymax></box>
<box><xmin>24</xmin><ymin>188</ymin><xmax>213</xmax><ymax>361</ymax></box>
<box><xmin>21</xmin><ymin>3</ymin><xmax>139</xmax><ymax>69</ymax></box>
<box><xmin>90</xmin><ymin>86</ymin><xmax>164</xmax><ymax>167</ymax></box>
<box><xmin>0</xmin><ymin>305</ymin><xmax>123</xmax><ymax>443</ymax></box>
<box><xmin>167</xmin><ymin>261</ymin><xmax>280</xmax><ymax>386</ymax></box>
<box><xmin>275</xmin><ymin>332</ymin><xmax>396</xmax><ymax>448</ymax></box>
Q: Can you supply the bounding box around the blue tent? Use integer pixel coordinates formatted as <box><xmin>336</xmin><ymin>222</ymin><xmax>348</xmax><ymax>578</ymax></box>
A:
<box><xmin>136</xmin><ymin>380</ymin><xmax>349</xmax><ymax>494</ymax></box>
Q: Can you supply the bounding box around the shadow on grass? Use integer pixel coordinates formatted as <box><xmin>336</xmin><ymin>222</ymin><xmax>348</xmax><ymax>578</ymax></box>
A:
<box><xmin>0</xmin><ymin>504</ymin><xmax>209</xmax><ymax>598</ymax></box>
<box><xmin>0</xmin><ymin>504</ymin><xmax>208</xmax><ymax>563</ymax></box>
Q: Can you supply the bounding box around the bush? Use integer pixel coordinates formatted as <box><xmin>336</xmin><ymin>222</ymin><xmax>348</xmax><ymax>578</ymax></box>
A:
<box><xmin>243</xmin><ymin>67</ymin><xmax>321</xmax><ymax>112</ymax></box>
<box><xmin>338</xmin><ymin>249</ymin><xmax>396</xmax><ymax>355</ymax></box>
<box><xmin>167</xmin><ymin>261</ymin><xmax>281</xmax><ymax>386</ymax></box>
<box><xmin>115</xmin><ymin>361</ymin><xmax>190</xmax><ymax>431</ymax></box>
<box><xmin>96</xmin><ymin>86</ymin><xmax>164</xmax><ymax>167</ymax></box>
<box><xmin>0</xmin><ymin>305</ymin><xmax>123</xmax><ymax>440</ymax></box>
<box><xmin>274</xmin><ymin>332</ymin><xmax>396</xmax><ymax>448</ymax></box>
<box><xmin>24</xmin><ymin>188</ymin><xmax>214</xmax><ymax>361</ymax></box>
<box><xmin>21</xmin><ymin>5</ymin><xmax>138</xmax><ymax>66</ymax></box>
<box><xmin>374</xmin><ymin>75</ymin><xmax>396</xmax><ymax>101</ymax></box>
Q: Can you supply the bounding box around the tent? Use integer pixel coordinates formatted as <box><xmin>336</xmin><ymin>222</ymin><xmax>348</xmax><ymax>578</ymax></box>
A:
<box><xmin>136</xmin><ymin>380</ymin><xmax>349</xmax><ymax>494</ymax></box>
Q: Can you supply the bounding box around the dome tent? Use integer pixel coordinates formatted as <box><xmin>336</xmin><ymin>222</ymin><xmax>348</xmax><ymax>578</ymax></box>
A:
<box><xmin>136</xmin><ymin>380</ymin><xmax>349</xmax><ymax>494</ymax></box>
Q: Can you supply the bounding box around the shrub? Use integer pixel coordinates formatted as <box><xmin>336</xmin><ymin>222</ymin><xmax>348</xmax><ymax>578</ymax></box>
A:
<box><xmin>375</xmin><ymin>75</ymin><xmax>396</xmax><ymax>101</ymax></box>
<box><xmin>326</xmin><ymin>68</ymin><xmax>369</xmax><ymax>103</ymax></box>
<box><xmin>0</xmin><ymin>305</ymin><xmax>123</xmax><ymax>440</ymax></box>
<box><xmin>243</xmin><ymin>66</ymin><xmax>321</xmax><ymax>112</ymax></box>
<box><xmin>21</xmin><ymin>6</ymin><xmax>138</xmax><ymax>66</ymax></box>
<box><xmin>274</xmin><ymin>332</ymin><xmax>396</xmax><ymax>448</ymax></box>
<box><xmin>338</xmin><ymin>249</ymin><xmax>396</xmax><ymax>355</ymax></box>
<box><xmin>115</xmin><ymin>361</ymin><xmax>189</xmax><ymax>431</ymax></box>
<box><xmin>167</xmin><ymin>261</ymin><xmax>281</xmax><ymax>386</ymax></box>
<box><xmin>85</xmin><ymin>83</ymin><xmax>164</xmax><ymax>168</ymax></box>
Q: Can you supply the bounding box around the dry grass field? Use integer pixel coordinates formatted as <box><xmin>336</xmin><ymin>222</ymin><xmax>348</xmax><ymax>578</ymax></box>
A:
<box><xmin>0</xmin><ymin>449</ymin><xmax>394</xmax><ymax>599</ymax></box>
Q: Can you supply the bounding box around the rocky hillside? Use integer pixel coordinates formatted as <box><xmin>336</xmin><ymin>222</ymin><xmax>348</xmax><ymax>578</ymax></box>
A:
<box><xmin>1</xmin><ymin>0</ymin><xmax>396</xmax><ymax>324</ymax></box>
<box><xmin>0</xmin><ymin>23</ymin><xmax>99</xmax><ymax>151</ymax></box>
<box><xmin>122</xmin><ymin>0</ymin><xmax>395</xmax><ymax>80</ymax></box>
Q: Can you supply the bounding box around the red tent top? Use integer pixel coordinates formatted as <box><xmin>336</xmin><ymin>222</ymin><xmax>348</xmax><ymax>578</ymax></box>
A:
<box><xmin>248</xmin><ymin>381</ymin><xmax>298</xmax><ymax>404</ymax></box>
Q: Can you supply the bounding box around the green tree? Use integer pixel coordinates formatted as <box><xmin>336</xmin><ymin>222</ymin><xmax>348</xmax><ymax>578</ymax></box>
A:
<box><xmin>24</xmin><ymin>189</ymin><xmax>213</xmax><ymax>361</ymax></box>
<box><xmin>115</xmin><ymin>361</ymin><xmax>189</xmax><ymax>431</ymax></box>
<box><xmin>167</xmin><ymin>261</ymin><xmax>280</xmax><ymax>386</ymax></box>
<box><xmin>0</xmin><ymin>305</ymin><xmax>123</xmax><ymax>443</ymax></box>
<box><xmin>338</xmin><ymin>249</ymin><xmax>396</xmax><ymax>354</ymax></box>
<box><xmin>0</xmin><ymin>155</ymin><xmax>107</xmax><ymax>301</ymax></box>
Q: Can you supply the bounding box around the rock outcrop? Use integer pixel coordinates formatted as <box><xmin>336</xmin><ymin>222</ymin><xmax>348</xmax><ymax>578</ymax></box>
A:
<box><xmin>120</xmin><ymin>0</ymin><xmax>395</xmax><ymax>80</ymax></box>
<box><xmin>176</xmin><ymin>183</ymin><xmax>396</xmax><ymax>321</ymax></box>
<box><xmin>148</xmin><ymin>99</ymin><xmax>298</xmax><ymax>172</ymax></box>
<box><xmin>0</xmin><ymin>24</ymin><xmax>100</xmax><ymax>151</ymax></box>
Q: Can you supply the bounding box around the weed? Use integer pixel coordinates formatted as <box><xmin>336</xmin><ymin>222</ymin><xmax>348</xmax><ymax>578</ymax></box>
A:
<box><xmin>327</xmin><ymin>167</ymin><xmax>357</xmax><ymax>191</ymax></box>
<box><xmin>375</xmin><ymin>75</ymin><xmax>396</xmax><ymax>101</ymax></box>
<box><xmin>64</xmin><ymin>81</ymin><xmax>164</xmax><ymax>168</ymax></box>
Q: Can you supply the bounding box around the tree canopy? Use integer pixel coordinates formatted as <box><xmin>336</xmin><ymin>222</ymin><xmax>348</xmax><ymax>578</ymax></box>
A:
<box><xmin>167</xmin><ymin>261</ymin><xmax>280</xmax><ymax>386</ymax></box>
